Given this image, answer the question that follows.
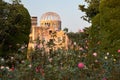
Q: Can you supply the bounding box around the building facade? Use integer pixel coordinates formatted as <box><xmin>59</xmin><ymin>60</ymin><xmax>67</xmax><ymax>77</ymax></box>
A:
<box><xmin>27</xmin><ymin>12</ymin><xmax>69</xmax><ymax>58</ymax></box>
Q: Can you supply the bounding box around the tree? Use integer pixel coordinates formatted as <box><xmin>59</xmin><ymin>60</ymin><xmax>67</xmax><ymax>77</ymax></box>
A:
<box><xmin>79</xmin><ymin>0</ymin><xmax>100</xmax><ymax>22</ymax></box>
<box><xmin>0</xmin><ymin>0</ymin><xmax>31</xmax><ymax>56</ymax></box>
<box><xmin>0</xmin><ymin>0</ymin><xmax>10</xmax><ymax>54</ymax></box>
<box><xmin>79</xmin><ymin>0</ymin><xmax>120</xmax><ymax>79</ymax></box>
<box><xmin>79</xmin><ymin>0</ymin><xmax>101</xmax><ymax>53</ymax></box>
<box><xmin>99</xmin><ymin>0</ymin><xmax>120</xmax><ymax>54</ymax></box>
<box><xmin>63</xmin><ymin>27</ymin><xmax>68</xmax><ymax>33</ymax></box>
<box><xmin>67</xmin><ymin>29</ymin><xmax>89</xmax><ymax>52</ymax></box>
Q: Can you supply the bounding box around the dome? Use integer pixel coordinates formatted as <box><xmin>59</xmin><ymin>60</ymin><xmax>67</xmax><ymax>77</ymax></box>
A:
<box><xmin>40</xmin><ymin>12</ymin><xmax>61</xmax><ymax>21</ymax></box>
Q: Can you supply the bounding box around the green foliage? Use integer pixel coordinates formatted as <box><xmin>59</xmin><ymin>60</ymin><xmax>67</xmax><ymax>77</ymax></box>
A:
<box><xmin>0</xmin><ymin>0</ymin><xmax>120</xmax><ymax>80</ymax></box>
<box><xmin>89</xmin><ymin>14</ymin><xmax>100</xmax><ymax>53</ymax></box>
<box><xmin>0</xmin><ymin>27</ymin><xmax>120</xmax><ymax>80</ymax></box>
<box><xmin>0</xmin><ymin>48</ymin><xmax>120</xmax><ymax>80</ymax></box>
<box><xmin>63</xmin><ymin>27</ymin><xmax>68</xmax><ymax>33</ymax></box>
<box><xmin>79</xmin><ymin>0</ymin><xmax>100</xmax><ymax>22</ymax></box>
<box><xmin>79</xmin><ymin>0</ymin><xmax>120</xmax><ymax>80</ymax></box>
<box><xmin>81</xmin><ymin>0</ymin><xmax>120</xmax><ymax>55</ymax></box>
<box><xmin>99</xmin><ymin>0</ymin><xmax>120</xmax><ymax>54</ymax></box>
<box><xmin>0</xmin><ymin>1</ymin><xmax>31</xmax><ymax>56</ymax></box>
<box><xmin>68</xmin><ymin>29</ymin><xmax>89</xmax><ymax>45</ymax></box>
<box><xmin>79</xmin><ymin>0</ymin><xmax>101</xmax><ymax>53</ymax></box>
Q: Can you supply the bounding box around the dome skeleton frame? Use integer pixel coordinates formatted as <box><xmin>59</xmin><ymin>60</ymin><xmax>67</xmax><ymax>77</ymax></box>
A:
<box><xmin>40</xmin><ymin>12</ymin><xmax>61</xmax><ymax>21</ymax></box>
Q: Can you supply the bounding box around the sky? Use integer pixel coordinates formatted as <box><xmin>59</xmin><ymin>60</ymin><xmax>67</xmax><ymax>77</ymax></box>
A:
<box><xmin>5</xmin><ymin>0</ymin><xmax>90</xmax><ymax>32</ymax></box>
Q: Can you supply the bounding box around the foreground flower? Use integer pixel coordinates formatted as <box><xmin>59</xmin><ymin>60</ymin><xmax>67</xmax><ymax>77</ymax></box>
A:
<box><xmin>113</xmin><ymin>59</ymin><xmax>116</xmax><ymax>62</ymax></box>
<box><xmin>102</xmin><ymin>78</ymin><xmax>107</xmax><ymax>80</ymax></box>
<box><xmin>1</xmin><ymin>58</ymin><xmax>4</xmax><ymax>62</ymax></box>
<box><xmin>36</xmin><ymin>68</ymin><xmax>39</xmax><ymax>73</ymax></box>
<box><xmin>104</xmin><ymin>56</ymin><xmax>108</xmax><ymax>59</ymax></box>
<box><xmin>78</xmin><ymin>62</ymin><xmax>85</xmax><ymax>69</ymax></box>
<box><xmin>28</xmin><ymin>64</ymin><xmax>32</xmax><ymax>68</ymax></box>
<box><xmin>95</xmin><ymin>59</ymin><xmax>98</xmax><ymax>63</ymax></box>
<box><xmin>21</xmin><ymin>60</ymin><xmax>25</xmax><ymax>63</ymax></box>
<box><xmin>40</xmin><ymin>68</ymin><xmax>45</xmax><ymax>76</ymax></box>
<box><xmin>6</xmin><ymin>66</ymin><xmax>10</xmax><ymax>70</ymax></box>
<box><xmin>9</xmin><ymin>65</ymin><xmax>15</xmax><ymax>71</ymax></box>
<box><xmin>11</xmin><ymin>57</ymin><xmax>14</xmax><ymax>60</ymax></box>
<box><xmin>93</xmin><ymin>52</ymin><xmax>97</xmax><ymax>57</ymax></box>
<box><xmin>106</xmin><ymin>52</ymin><xmax>109</xmax><ymax>55</ymax></box>
<box><xmin>48</xmin><ymin>58</ymin><xmax>53</xmax><ymax>62</ymax></box>
<box><xmin>0</xmin><ymin>66</ymin><xmax>5</xmax><ymax>69</ymax></box>
<box><xmin>117</xmin><ymin>49</ymin><xmax>120</xmax><ymax>53</ymax></box>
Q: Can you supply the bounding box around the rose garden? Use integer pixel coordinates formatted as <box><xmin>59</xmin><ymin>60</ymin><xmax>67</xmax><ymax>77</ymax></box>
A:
<box><xmin>0</xmin><ymin>0</ymin><xmax>120</xmax><ymax>80</ymax></box>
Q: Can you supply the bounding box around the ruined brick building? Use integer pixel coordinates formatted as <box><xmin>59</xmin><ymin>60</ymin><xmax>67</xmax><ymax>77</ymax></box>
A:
<box><xmin>27</xmin><ymin>12</ymin><xmax>69</xmax><ymax>57</ymax></box>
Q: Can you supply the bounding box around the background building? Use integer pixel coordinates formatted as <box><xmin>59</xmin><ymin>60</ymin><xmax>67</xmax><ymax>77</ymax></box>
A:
<box><xmin>28</xmin><ymin>12</ymin><xmax>69</xmax><ymax>57</ymax></box>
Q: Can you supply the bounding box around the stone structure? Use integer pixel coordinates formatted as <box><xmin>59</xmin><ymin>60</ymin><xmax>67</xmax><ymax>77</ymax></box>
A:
<box><xmin>27</xmin><ymin>12</ymin><xmax>68</xmax><ymax>58</ymax></box>
<box><xmin>40</xmin><ymin>12</ymin><xmax>61</xmax><ymax>30</ymax></box>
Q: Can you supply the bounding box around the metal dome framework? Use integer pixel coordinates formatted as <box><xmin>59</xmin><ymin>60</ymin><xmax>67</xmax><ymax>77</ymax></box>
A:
<box><xmin>40</xmin><ymin>12</ymin><xmax>61</xmax><ymax>21</ymax></box>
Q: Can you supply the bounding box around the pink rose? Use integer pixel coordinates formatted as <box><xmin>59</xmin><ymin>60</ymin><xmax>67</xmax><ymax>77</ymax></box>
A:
<box><xmin>36</xmin><ymin>68</ymin><xmax>39</xmax><ymax>73</ymax></box>
<box><xmin>78</xmin><ymin>62</ymin><xmax>85</xmax><ymax>69</ymax></box>
<box><xmin>102</xmin><ymin>78</ymin><xmax>107</xmax><ymax>80</ymax></box>
<box><xmin>117</xmin><ymin>49</ymin><xmax>120</xmax><ymax>53</ymax></box>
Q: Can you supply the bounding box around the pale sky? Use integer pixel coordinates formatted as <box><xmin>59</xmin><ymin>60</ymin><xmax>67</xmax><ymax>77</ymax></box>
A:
<box><xmin>5</xmin><ymin>0</ymin><xmax>90</xmax><ymax>32</ymax></box>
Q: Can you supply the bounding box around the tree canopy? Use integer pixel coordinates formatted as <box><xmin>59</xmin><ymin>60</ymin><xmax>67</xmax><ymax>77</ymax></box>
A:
<box><xmin>79</xmin><ymin>0</ymin><xmax>120</xmax><ymax>55</ymax></box>
<box><xmin>0</xmin><ymin>0</ymin><xmax>31</xmax><ymax>56</ymax></box>
<box><xmin>79</xmin><ymin>0</ymin><xmax>100</xmax><ymax>22</ymax></box>
<box><xmin>99</xmin><ymin>0</ymin><xmax>120</xmax><ymax>54</ymax></box>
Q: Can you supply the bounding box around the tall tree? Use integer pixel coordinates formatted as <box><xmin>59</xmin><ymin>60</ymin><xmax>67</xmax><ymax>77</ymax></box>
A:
<box><xmin>79</xmin><ymin>0</ymin><xmax>100</xmax><ymax>53</ymax></box>
<box><xmin>0</xmin><ymin>0</ymin><xmax>10</xmax><ymax>54</ymax></box>
<box><xmin>99</xmin><ymin>0</ymin><xmax>120</xmax><ymax>54</ymax></box>
<box><xmin>0</xmin><ymin>0</ymin><xmax>31</xmax><ymax>56</ymax></box>
<box><xmin>79</xmin><ymin>1</ymin><xmax>120</xmax><ymax>79</ymax></box>
<box><xmin>79</xmin><ymin>0</ymin><xmax>100</xmax><ymax>22</ymax></box>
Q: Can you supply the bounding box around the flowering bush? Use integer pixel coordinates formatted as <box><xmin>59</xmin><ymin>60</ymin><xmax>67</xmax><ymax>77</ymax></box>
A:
<box><xmin>0</xmin><ymin>47</ymin><xmax>119</xmax><ymax>80</ymax></box>
<box><xmin>0</xmin><ymin>37</ymin><xmax>120</xmax><ymax>80</ymax></box>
